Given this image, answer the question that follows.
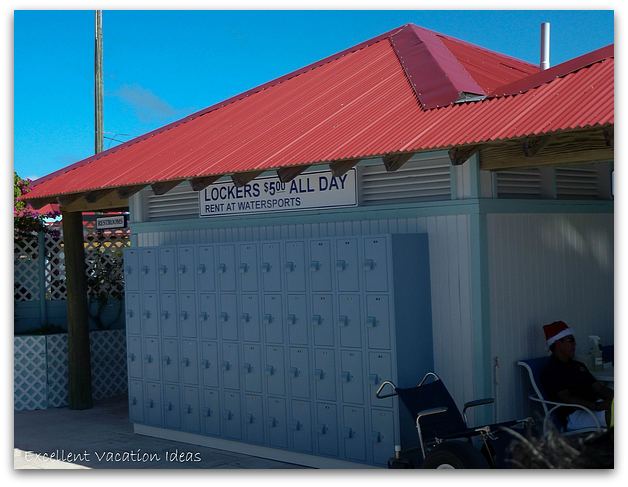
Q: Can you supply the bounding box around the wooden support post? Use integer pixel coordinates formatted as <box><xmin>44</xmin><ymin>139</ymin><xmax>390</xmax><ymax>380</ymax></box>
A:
<box><xmin>383</xmin><ymin>153</ymin><xmax>414</xmax><ymax>172</ymax></box>
<box><xmin>232</xmin><ymin>171</ymin><xmax>264</xmax><ymax>187</ymax></box>
<box><xmin>61</xmin><ymin>211</ymin><xmax>93</xmax><ymax>410</ymax></box>
<box><xmin>448</xmin><ymin>145</ymin><xmax>480</xmax><ymax>166</ymax></box>
<box><xmin>277</xmin><ymin>165</ymin><xmax>310</xmax><ymax>183</ymax></box>
<box><xmin>522</xmin><ymin>135</ymin><xmax>551</xmax><ymax>157</ymax></box>
<box><xmin>329</xmin><ymin>159</ymin><xmax>360</xmax><ymax>177</ymax></box>
<box><xmin>189</xmin><ymin>176</ymin><xmax>221</xmax><ymax>192</ymax></box>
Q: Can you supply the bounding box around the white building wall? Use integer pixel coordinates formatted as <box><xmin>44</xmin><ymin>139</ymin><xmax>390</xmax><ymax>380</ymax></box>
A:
<box><xmin>486</xmin><ymin>213</ymin><xmax>614</xmax><ymax>421</ymax></box>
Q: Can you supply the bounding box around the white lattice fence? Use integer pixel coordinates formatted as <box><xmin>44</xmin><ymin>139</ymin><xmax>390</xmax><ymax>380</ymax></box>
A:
<box><xmin>14</xmin><ymin>235</ymin><xmax>40</xmax><ymax>302</ymax></box>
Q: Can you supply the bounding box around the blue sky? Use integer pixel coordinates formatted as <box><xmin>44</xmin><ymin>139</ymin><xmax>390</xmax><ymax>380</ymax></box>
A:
<box><xmin>14</xmin><ymin>10</ymin><xmax>614</xmax><ymax>180</ymax></box>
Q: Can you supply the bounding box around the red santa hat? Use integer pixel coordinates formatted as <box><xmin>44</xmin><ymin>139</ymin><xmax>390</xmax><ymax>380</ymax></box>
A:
<box><xmin>543</xmin><ymin>321</ymin><xmax>574</xmax><ymax>347</ymax></box>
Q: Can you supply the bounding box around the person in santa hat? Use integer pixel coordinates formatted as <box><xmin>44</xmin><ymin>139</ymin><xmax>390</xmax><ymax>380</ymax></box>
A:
<box><xmin>540</xmin><ymin>321</ymin><xmax>613</xmax><ymax>432</ymax></box>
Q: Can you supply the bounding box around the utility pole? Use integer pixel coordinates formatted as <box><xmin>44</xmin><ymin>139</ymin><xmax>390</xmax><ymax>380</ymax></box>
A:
<box><xmin>95</xmin><ymin>10</ymin><xmax>104</xmax><ymax>154</ymax></box>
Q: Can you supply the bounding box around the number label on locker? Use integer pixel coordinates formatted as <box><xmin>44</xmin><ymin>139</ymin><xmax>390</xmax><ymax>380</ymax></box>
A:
<box><xmin>243</xmin><ymin>344</ymin><xmax>262</xmax><ymax>393</ymax></box>
<box><xmin>363</xmin><ymin>237</ymin><xmax>389</xmax><ymax>292</ymax></box>
<box><xmin>162</xmin><ymin>338</ymin><xmax>180</xmax><ymax>383</ymax></box>
<box><xmin>244</xmin><ymin>394</ymin><xmax>265</xmax><ymax>445</ymax></box>
<box><xmin>335</xmin><ymin>238</ymin><xmax>360</xmax><ymax>292</ymax></box>
<box><xmin>314</xmin><ymin>349</ymin><xmax>336</xmax><ymax>401</ymax></box>
<box><xmin>160</xmin><ymin>293</ymin><xmax>177</xmax><ymax>337</ymax></box>
<box><xmin>287</xmin><ymin>295</ymin><xmax>308</xmax><ymax>345</ymax></box>
<box><xmin>366</xmin><ymin>295</ymin><xmax>391</xmax><ymax>350</ymax></box>
<box><xmin>340</xmin><ymin>351</ymin><xmax>364</xmax><ymax>405</ymax></box>
<box><xmin>200</xmin><ymin>342</ymin><xmax>218</xmax><ymax>388</ymax></box>
<box><xmin>289</xmin><ymin>348</ymin><xmax>310</xmax><ymax>399</ymax></box>
<box><xmin>180</xmin><ymin>340</ymin><xmax>199</xmax><ymax>385</ymax></box>
<box><xmin>182</xmin><ymin>386</ymin><xmax>201</xmax><ymax>433</ymax></box>
<box><xmin>163</xmin><ymin>384</ymin><xmax>181</xmax><ymax>429</ymax></box>
<box><xmin>238</xmin><ymin>243</ymin><xmax>259</xmax><ymax>292</ymax></box>
<box><xmin>263</xmin><ymin>295</ymin><xmax>283</xmax><ymax>344</ymax></box>
<box><xmin>179</xmin><ymin>293</ymin><xmax>197</xmax><ymax>338</ymax></box>
<box><xmin>177</xmin><ymin>246</ymin><xmax>195</xmax><ymax>291</ymax></box>
<box><xmin>202</xmin><ymin>388</ymin><xmax>221</xmax><ymax>436</ymax></box>
<box><xmin>217</xmin><ymin>245</ymin><xmax>236</xmax><ymax>292</ymax></box>
<box><xmin>291</xmin><ymin>400</ymin><xmax>312</xmax><ymax>453</ymax></box>
<box><xmin>196</xmin><ymin>245</ymin><xmax>216</xmax><ymax>292</ymax></box>
<box><xmin>241</xmin><ymin>294</ymin><xmax>260</xmax><ymax>342</ymax></box>
<box><xmin>158</xmin><ymin>247</ymin><xmax>176</xmax><ymax>291</ymax></box>
<box><xmin>285</xmin><ymin>241</ymin><xmax>306</xmax><ymax>292</ymax></box>
<box><xmin>310</xmin><ymin>240</ymin><xmax>332</xmax><ymax>292</ymax></box>
<box><xmin>198</xmin><ymin>294</ymin><xmax>217</xmax><ymax>340</ymax></box>
<box><xmin>261</xmin><ymin>242</ymin><xmax>281</xmax><ymax>292</ymax></box>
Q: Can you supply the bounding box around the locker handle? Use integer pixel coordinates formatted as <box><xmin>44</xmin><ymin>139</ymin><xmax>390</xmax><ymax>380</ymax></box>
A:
<box><xmin>338</xmin><ymin>315</ymin><xmax>348</xmax><ymax>327</ymax></box>
<box><xmin>243</xmin><ymin>363</ymin><xmax>252</xmax><ymax>373</ymax></box>
<box><xmin>224</xmin><ymin>410</ymin><xmax>233</xmax><ymax>420</ymax></box>
<box><xmin>159</xmin><ymin>265</ymin><xmax>168</xmax><ymax>275</ymax></box>
<box><xmin>372</xmin><ymin>432</ymin><xmax>383</xmax><ymax>443</ymax></box>
<box><xmin>241</xmin><ymin>313</ymin><xmax>250</xmax><ymax>323</ymax></box>
<box><xmin>218</xmin><ymin>263</ymin><xmax>227</xmax><ymax>273</ymax></box>
<box><xmin>336</xmin><ymin>259</ymin><xmax>347</xmax><ymax>270</ymax></box>
<box><xmin>314</xmin><ymin>368</ymin><xmax>324</xmax><ymax>380</ymax></box>
<box><xmin>161</xmin><ymin>310</ymin><xmax>170</xmax><ymax>319</ymax></box>
<box><xmin>142</xmin><ymin>265</ymin><xmax>150</xmax><ymax>274</ymax></box>
<box><xmin>127</xmin><ymin>309</ymin><xmax>134</xmax><ymax>318</ymax></box>
<box><xmin>239</xmin><ymin>263</ymin><xmax>248</xmax><ymax>273</ymax></box>
<box><xmin>197</xmin><ymin>264</ymin><xmax>206</xmax><ymax>274</ymax></box>
<box><xmin>289</xmin><ymin>367</ymin><xmax>299</xmax><ymax>378</ymax></box>
<box><xmin>199</xmin><ymin>311</ymin><xmax>208</xmax><ymax>321</ymax></box>
<box><xmin>366</xmin><ymin>316</ymin><xmax>378</xmax><ymax>328</ymax></box>
<box><xmin>311</xmin><ymin>314</ymin><xmax>322</xmax><ymax>326</ymax></box>
<box><xmin>344</xmin><ymin>427</ymin><xmax>354</xmax><ymax>439</ymax></box>
<box><xmin>263</xmin><ymin>314</ymin><xmax>273</xmax><ymax>325</ymax></box>
<box><xmin>363</xmin><ymin>259</ymin><xmax>375</xmax><ymax>270</ymax></box>
<box><xmin>125</xmin><ymin>266</ymin><xmax>133</xmax><ymax>275</ymax></box>
<box><xmin>268</xmin><ymin>417</ymin><xmax>277</xmax><ymax>428</ymax></box>
<box><xmin>206</xmin><ymin>408</ymin><xmax>213</xmax><ymax>417</ymax></box>
<box><xmin>222</xmin><ymin>361</ymin><xmax>231</xmax><ymax>370</ymax></box>
<box><xmin>369</xmin><ymin>373</ymin><xmax>380</xmax><ymax>385</ymax></box>
<box><xmin>163</xmin><ymin>356</ymin><xmax>171</xmax><ymax>365</ymax></box>
<box><xmin>186</xmin><ymin>405</ymin><xmax>192</xmax><ymax>414</ymax></box>
<box><xmin>129</xmin><ymin>353</ymin><xmax>136</xmax><ymax>362</ymax></box>
<box><xmin>285</xmin><ymin>261</ymin><xmax>295</xmax><ymax>272</ymax></box>
<box><xmin>167</xmin><ymin>402</ymin><xmax>173</xmax><ymax>411</ymax></box>
<box><xmin>143</xmin><ymin>310</ymin><xmax>151</xmax><ymax>319</ymax></box>
<box><xmin>265</xmin><ymin>365</ymin><xmax>275</xmax><ymax>375</ymax></box>
<box><xmin>148</xmin><ymin>399</ymin><xmax>154</xmax><ymax>409</ymax></box>
<box><xmin>180</xmin><ymin>310</ymin><xmax>188</xmax><ymax>321</ymax></box>
<box><xmin>248</xmin><ymin>413</ymin><xmax>255</xmax><ymax>424</ymax></box>
<box><xmin>291</xmin><ymin>421</ymin><xmax>302</xmax><ymax>431</ymax></box>
<box><xmin>309</xmin><ymin>260</ymin><xmax>320</xmax><ymax>271</ymax></box>
<box><xmin>203</xmin><ymin>359</ymin><xmax>211</xmax><ymax>369</ymax></box>
<box><xmin>261</xmin><ymin>262</ymin><xmax>271</xmax><ymax>272</ymax></box>
<box><xmin>287</xmin><ymin>314</ymin><xmax>297</xmax><ymax>325</ymax></box>
<box><xmin>146</xmin><ymin>354</ymin><xmax>153</xmax><ymax>364</ymax></box>
<box><xmin>178</xmin><ymin>264</ymin><xmax>187</xmax><ymax>275</ymax></box>
<box><xmin>341</xmin><ymin>371</ymin><xmax>353</xmax><ymax>382</ymax></box>
<box><xmin>318</xmin><ymin>424</ymin><xmax>328</xmax><ymax>435</ymax></box>
<box><xmin>131</xmin><ymin>397</ymin><xmax>137</xmax><ymax>406</ymax></box>
<box><xmin>220</xmin><ymin>312</ymin><xmax>229</xmax><ymax>322</ymax></box>
<box><xmin>182</xmin><ymin>357</ymin><xmax>190</xmax><ymax>367</ymax></box>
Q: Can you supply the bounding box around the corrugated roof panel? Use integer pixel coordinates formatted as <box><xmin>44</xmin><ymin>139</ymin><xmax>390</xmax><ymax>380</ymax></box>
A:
<box><xmin>24</xmin><ymin>24</ymin><xmax>613</xmax><ymax>202</ymax></box>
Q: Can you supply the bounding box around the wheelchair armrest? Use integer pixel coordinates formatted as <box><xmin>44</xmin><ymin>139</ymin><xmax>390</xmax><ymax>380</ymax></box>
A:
<box><xmin>415</xmin><ymin>407</ymin><xmax>449</xmax><ymax>460</ymax></box>
<box><xmin>463</xmin><ymin>398</ymin><xmax>494</xmax><ymax>413</ymax></box>
<box><xmin>529</xmin><ymin>396</ymin><xmax>605</xmax><ymax>434</ymax></box>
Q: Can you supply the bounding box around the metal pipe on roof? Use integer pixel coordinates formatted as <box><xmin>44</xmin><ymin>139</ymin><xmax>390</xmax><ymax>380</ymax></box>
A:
<box><xmin>540</xmin><ymin>22</ymin><xmax>550</xmax><ymax>70</ymax></box>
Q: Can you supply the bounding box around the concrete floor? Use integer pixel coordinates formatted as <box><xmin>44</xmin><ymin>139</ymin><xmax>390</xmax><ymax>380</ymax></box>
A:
<box><xmin>14</xmin><ymin>395</ymin><xmax>307</xmax><ymax>469</ymax></box>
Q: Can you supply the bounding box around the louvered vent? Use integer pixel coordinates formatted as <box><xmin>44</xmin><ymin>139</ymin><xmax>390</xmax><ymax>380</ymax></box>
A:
<box><xmin>556</xmin><ymin>165</ymin><xmax>599</xmax><ymax>199</ymax></box>
<box><xmin>360</xmin><ymin>154</ymin><xmax>451</xmax><ymax>204</ymax></box>
<box><xmin>496</xmin><ymin>169</ymin><xmax>542</xmax><ymax>198</ymax></box>
<box><xmin>147</xmin><ymin>182</ymin><xmax>199</xmax><ymax>221</ymax></box>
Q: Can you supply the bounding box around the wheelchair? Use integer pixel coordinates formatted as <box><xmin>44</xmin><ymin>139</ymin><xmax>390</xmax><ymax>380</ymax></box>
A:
<box><xmin>376</xmin><ymin>372</ymin><xmax>532</xmax><ymax>468</ymax></box>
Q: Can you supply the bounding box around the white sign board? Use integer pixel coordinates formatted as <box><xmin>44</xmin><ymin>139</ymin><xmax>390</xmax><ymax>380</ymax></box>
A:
<box><xmin>95</xmin><ymin>215</ymin><xmax>126</xmax><ymax>230</ymax></box>
<box><xmin>199</xmin><ymin>169</ymin><xmax>357</xmax><ymax>218</ymax></box>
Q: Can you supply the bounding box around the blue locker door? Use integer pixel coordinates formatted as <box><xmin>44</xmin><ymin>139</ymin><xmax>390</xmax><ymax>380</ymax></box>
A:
<box><xmin>285</xmin><ymin>241</ymin><xmax>306</xmax><ymax>292</ymax></box>
<box><xmin>369</xmin><ymin>352</ymin><xmax>393</xmax><ymax>408</ymax></box>
<box><xmin>177</xmin><ymin>246</ymin><xmax>195</xmax><ymax>291</ymax></box>
<box><xmin>140</xmin><ymin>249</ymin><xmax>157</xmax><ymax>291</ymax></box>
<box><xmin>198</xmin><ymin>293</ymin><xmax>217</xmax><ymax>340</ymax></box>
<box><xmin>160</xmin><ymin>293</ymin><xmax>177</xmax><ymax>337</ymax></box>
<box><xmin>263</xmin><ymin>295</ymin><xmax>283</xmax><ymax>344</ymax></box>
<box><xmin>144</xmin><ymin>381</ymin><xmax>163</xmax><ymax>427</ymax></box>
<box><xmin>238</xmin><ymin>243</ymin><xmax>259</xmax><ymax>292</ymax></box>
<box><xmin>291</xmin><ymin>400</ymin><xmax>312</xmax><ymax>453</ymax></box>
<box><xmin>338</xmin><ymin>294</ymin><xmax>361</xmax><ymax>348</ymax></box>
<box><xmin>158</xmin><ymin>247</ymin><xmax>176</xmax><ymax>292</ymax></box>
<box><xmin>180</xmin><ymin>340</ymin><xmax>199</xmax><ymax>385</ymax></box>
<box><xmin>202</xmin><ymin>388</ymin><xmax>221</xmax><ymax>436</ymax></box>
<box><xmin>311</xmin><ymin>294</ymin><xmax>334</xmax><ymax>346</ymax></box>
<box><xmin>316</xmin><ymin>403</ymin><xmax>338</xmax><ymax>457</ymax></box>
<box><xmin>309</xmin><ymin>240</ymin><xmax>332</xmax><ymax>292</ymax></box>
<box><xmin>200</xmin><ymin>341</ymin><xmax>218</xmax><ymax>388</ymax></box>
<box><xmin>128</xmin><ymin>379</ymin><xmax>144</xmax><ymax>423</ymax></box>
<box><xmin>219</xmin><ymin>294</ymin><xmax>238</xmax><ymax>341</ymax></box>
<box><xmin>179</xmin><ymin>293</ymin><xmax>198</xmax><ymax>338</ymax></box>
<box><xmin>163</xmin><ymin>384</ymin><xmax>181</xmax><ymax>429</ymax></box>
<box><xmin>343</xmin><ymin>406</ymin><xmax>366</xmax><ymax>462</ymax></box>
<box><xmin>289</xmin><ymin>347</ymin><xmax>310</xmax><ymax>399</ymax></box>
<box><xmin>363</xmin><ymin>237</ymin><xmax>389</xmax><ymax>292</ymax></box>
<box><xmin>222</xmin><ymin>391</ymin><xmax>242</xmax><ymax>439</ymax></box>
<box><xmin>366</xmin><ymin>295</ymin><xmax>391</xmax><ymax>350</ymax></box>
<box><xmin>340</xmin><ymin>350</ymin><xmax>364</xmax><ymax>405</ymax></box>
<box><xmin>243</xmin><ymin>344</ymin><xmax>262</xmax><ymax>393</ymax></box>
<box><xmin>126</xmin><ymin>293</ymin><xmax>141</xmax><ymax>335</ymax></box>
<box><xmin>143</xmin><ymin>337</ymin><xmax>161</xmax><ymax>381</ymax></box>
<box><xmin>287</xmin><ymin>294</ymin><xmax>308</xmax><ymax>345</ymax></box>
<box><xmin>265</xmin><ymin>346</ymin><xmax>285</xmax><ymax>396</ymax></box>
<box><xmin>244</xmin><ymin>394</ymin><xmax>264</xmax><ymax>445</ymax></box>
<box><xmin>217</xmin><ymin>244</ymin><xmax>236</xmax><ymax>292</ymax></box>
<box><xmin>124</xmin><ymin>249</ymin><xmax>140</xmax><ymax>292</ymax></box>
<box><xmin>371</xmin><ymin>409</ymin><xmax>395</xmax><ymax>465</ymax></box>
<box><xmin>127</xmin><ymin>336</ymin><xmax>142</xmax><ymax>379</ymax></box>
<box><xmin>314</xmin><ymin>348</ymin><xmax>336</xmax><ymax>401</ymax></box>
<box><xmin>267</xmin><ymin>397</ymin><xmax>288</xmax><ymax>449</ymax></box>
<box><xmin>196</xmin><ymin>245</ymin><xmax>216</xmax><ymax>293</ymax></box>
<box><xmin>141</xmin><ymin>293</ymin><xmax>159</xmax><ymax>336</ymax></box>
<box><xmin>241</xmin><ymin>294</ymin><xmax>260</xmax><ymax>342</ymax></box>
<box><xmin>139</xmin><ymin>248</ymin><xmax>157</xmax><ymax>291</ymax></box>
<box><xmin>162</xmin><ymin>338</ymin><xmax>180</xmax><ymax>383</ymax></box>
<box><xmin>182</xmin><ymin>386</ymin><xmax>201</xmax><ymax>433</ymax></box>
<box><xmin>335</xmin><ymin>238</ymin><xmax>360</xmax><ymax>292</ymax></box>
<box><xmin>261</xmin><ymin>242</ymin><xmax>281</xmax><ymax>292</ymax></box>
<box><xmin>222</xmin><ymin>342</ymin><xmax>240</xmax><ymax>390</ymax></box>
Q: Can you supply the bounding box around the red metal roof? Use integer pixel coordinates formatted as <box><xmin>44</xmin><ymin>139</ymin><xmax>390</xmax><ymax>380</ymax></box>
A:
<box><xmin>25</xmin><ymin>24</ymin><xmax>613</xmax><ymax>202</ymax></box>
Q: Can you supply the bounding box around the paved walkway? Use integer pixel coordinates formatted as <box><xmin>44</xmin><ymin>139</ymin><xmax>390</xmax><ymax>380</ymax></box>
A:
<box><xmin>14</xmin><ymin>395</ymin><xmax>306</xmax><ymax>469</ymax></box>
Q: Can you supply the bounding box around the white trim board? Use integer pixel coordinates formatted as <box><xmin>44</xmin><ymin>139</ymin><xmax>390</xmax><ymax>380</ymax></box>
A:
<box><xmin>134</xmin><ymin>424</ymin><xmax>379</xmax><ymax>469</ymax></box>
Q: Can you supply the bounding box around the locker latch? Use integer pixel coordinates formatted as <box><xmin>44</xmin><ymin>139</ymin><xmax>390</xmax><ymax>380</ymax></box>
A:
<box><xmin>159</xmin><ymin>265</ymin><xmax>168</xmax><ymax>275</ymax></box>
<box><xmin>336</xmin><ymin>260</ymin><xmax>347</xmax><ymax>270</ymax></box>
<box><xmin>289</xmin><ymin>367</ymin><xmax>300</xmax><ymax>378</ymax></box>
<box><xmin>369</xmin><ymin>373</ymin><xmax>380</xmax><ymax>385</ymax></box>
<box><xmin>243</xmin><ymin>363</ymin><xmax>252</xmax><ymax>373</ymax></box>
<box><xmin>287</xmin><ymin>314</ymin><xmax>297</xmax><ymax>325</ymax></box>
<box><xmin>197</xmin><ymin>264</ymin><xmax>206</xmax><ymax>274</ymax></box>
<box><xmin>222</xmin><ymin>361</ymin><xmax>231</xmax><ymax>370</ymax></box>
<box><xmin>178</xmin><ymin>264</ymin><xmax>187</xmax><ymax>275</ymax></box>
<box><xmin>314</xmin><ymin>368</ymin><xmax>324</xmax><ymax>380</ymax></box>
<box><xmin>239</xmin><ymin>263</ymin><xmax>249</xmax><ymax>273</ymax></box>
<box><xmin>182</xmin><ymin>357</ymin><xmax>190</xmax><ymax>367</ymax></box>
<box><xmin>363</xmin><ymin>259</ymin><xmax>375</xmax><ymax>270</ymax></box>
<box><xmin>265</xmin><ymin>365</ymin><xmax>275</xmax><ymax>376</ymax></box>
<box><xmin>310</xmin><ymin>261</ymin><xmax>320</xmax><ymax>271</ymax></box>
<box><xmin>311</xmin><ymin>315</ymin><xmax>322</xmax><ymax>326</ymax></box>
<box><xmin>241</xmin><ymin>313</ymin><xmax>250</xmax><ymax>323</ymax></box>
<box><xmin>203</xmin><ymin>359</ymin><xmax>211</xmax><ymax>369</ymax></box>
<box><xmin>338</xmin><ymin>315</ymin><xmax>349</xmax><ymax>327</ymax></box>
<box><xmin>261</xmin><ymin>262</ymin><xmax>271</xmax><ymax>272</ymax></box>
<box><xmin>366</xmin><ymin>316</ymin><xmax>378</xmax><ymax>328</ymax></box>
<box><xmin>342</xmin><ymin>371</ymin><xmax>353</xmax><ymax>382</ymax></box>
<box><xmin>163</xmin><ymin>355</ymin><xmax>171</xmax><ymax>365</ymax></box>
<box><xmin>285</xmin><ymin>261</ymin><xmax>295</xmax><ymax>272</ymax></box>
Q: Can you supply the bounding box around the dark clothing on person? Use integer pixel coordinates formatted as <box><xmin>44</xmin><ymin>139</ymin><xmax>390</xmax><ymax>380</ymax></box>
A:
<box><xmin>540</xmin><ymin>356</ymin><xmax>598</xmax><ymax>424</ymax></box>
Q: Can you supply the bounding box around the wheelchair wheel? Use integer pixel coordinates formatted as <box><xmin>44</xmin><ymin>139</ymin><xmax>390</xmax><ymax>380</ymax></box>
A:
<box><xmin>422</xmin><ymin>441</ymin><xmax>490</xmax><ymax>469</ymax></box>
